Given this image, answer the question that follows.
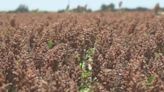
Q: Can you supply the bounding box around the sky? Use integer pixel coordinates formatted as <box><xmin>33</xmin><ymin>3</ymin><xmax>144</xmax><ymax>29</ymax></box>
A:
<box><xmin>0</xmin><ymin>0</ymin><xmax>164</xmax><ymax>11</ymax></box>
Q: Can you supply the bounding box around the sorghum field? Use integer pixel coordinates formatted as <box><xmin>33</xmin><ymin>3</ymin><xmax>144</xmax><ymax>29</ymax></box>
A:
<box><xmin>0</xmin><ymin>12</ymin><xmax>164</xmax><ymax>92</ymax></box>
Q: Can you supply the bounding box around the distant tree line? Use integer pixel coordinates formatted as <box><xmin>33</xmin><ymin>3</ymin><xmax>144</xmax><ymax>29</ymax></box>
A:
<box><xmin>8</xmin><ymin>4</ymin><xmax>29</xmax><ymax>13</ymax></box>
<box><xmin>100</xmin><ymin>3</ymin><xmax>115</xmax><ymax>11</ymax></box>
<box><xmin>58</xmin><ymin>5</ymin><xmax>92</xmax><ymax>13</ymax></box>
<box><xmin>7</xmin><ymin>3</ymin><xmax>164</xmax><ymax>13</ymax></box>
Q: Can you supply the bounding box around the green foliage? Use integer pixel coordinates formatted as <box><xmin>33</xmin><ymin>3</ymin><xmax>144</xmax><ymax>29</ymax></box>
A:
<box><xmin>146</xmin><ymin>75</ymin><xmax>156</xmax><ymax>86</ymax></box>
<box><xmin>154</xmin><ymin>3</ymin><xmax>160</xmax><ymax>15</ymax></box>
<box><xmin>80</xmin><ymin>61</ymin><xmax>85</xmax><ymax>70</ymax></box>
<box><xmin>66</xmin><ymin>5</ymin><xmax>70</xmax><ymax>11</ymax></box>
<box><xmin>100</xmin><ymin>3</ymin><xmax>115</xmax><ymax>11</ymax></box>
<box><xmin>85</xmin><ymin>48</ymin><xmax>95</xmax><ymax>60</ymax></box>
<box><xmin>79</xmin><ymin>85</ymin><xmax>92</xmax><ymax>92</ymax></box>
<box><xmin>57</xmin><ymin>9</ymin><xmax>65</xmax><ymax>13</ymax></box>
<box><xmin>135</xmin><ymin>7</ymin><xmax>148</xmax><ymax>11</ymax></box>
<box><xmin>71</xmin><ymin>6</ymin><xmax>92</xmax><ymax>13</ymax></box>
<box><xmin>58</xmin><ymin>4</ymin><xmax>92</xmax><ymax>13</ymax></box>
<box><xmin>47</xmin><ymin>40</ymin><xmax>55</xmax><ymax>49</ymax></box>
<box><xmin>79</xmin><ymin>48</ymin><xmax>96</xmax><ymax>92</ymax></box>
<box><xmin>81</xmin><ymin>71</ymin><xmax>92</xmax><ymax>79</ymax></box>
<box><xmin>31</xmin><ymin>9</ymin><xmax>39</xmax><ymax>13</ymax></box>
<box><xmin>15</xmin><ymin>4</ymin><xmax>29</xmax><ymax>13</ymax></box>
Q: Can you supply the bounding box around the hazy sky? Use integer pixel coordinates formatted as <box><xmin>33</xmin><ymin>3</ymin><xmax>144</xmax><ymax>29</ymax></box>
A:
<box><xmin>0</xmin><ymin>0</ymin><xmax>164</xmax><ymax>11</ymax></box>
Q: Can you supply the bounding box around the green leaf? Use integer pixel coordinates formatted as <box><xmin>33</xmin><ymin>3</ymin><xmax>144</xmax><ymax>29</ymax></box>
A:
<box><xmin>79</xmin><ymin>84</ymin><xmax>92</xmax><ymax>92</ymax></box>
<box><xmin>146</xmin><ymin>75</ymin><xmax>156</xmax><ymax>86</ymax></box>
<box><xmin>80</xmin><ymin>61</ymin><xmax>85</xmax><ymax>69</ymax></box>
<box><xmin>81</xmin><ymin>71</ymin><xmax>92</xmax><ymax>79</ymax></box>
<box><xmin>85</xmin><ymin>48</ymin><xmax>95</xmax><ymax>60</ymax></box>
<box><xmin>79</xmin><ymin>87</ymin><xmax>92</xmax><ymax>92</ymax></box>
<box><xmin>47</xmin><ymin>40</ymin><xmax>54</xmax><ymax>49</ymax></box>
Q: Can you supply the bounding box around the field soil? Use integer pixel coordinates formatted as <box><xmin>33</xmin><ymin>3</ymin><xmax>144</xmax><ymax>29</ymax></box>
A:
<box><xmin>0</xmin><ymin>12</ymin><xmax>164</xmax><ymax>92</ymax></box>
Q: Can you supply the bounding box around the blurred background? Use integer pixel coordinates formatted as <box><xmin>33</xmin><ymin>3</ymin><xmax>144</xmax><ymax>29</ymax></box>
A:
<box><xmin>0</xmin><ymin>0</ymin><xmax>164</xmax><ymax>13</ymax></box>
